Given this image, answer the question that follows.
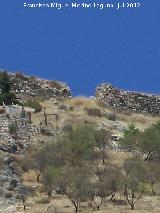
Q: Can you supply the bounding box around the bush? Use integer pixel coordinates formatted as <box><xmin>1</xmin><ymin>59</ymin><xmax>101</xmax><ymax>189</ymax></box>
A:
<box><xmin>40</xmin><ymin>127</ymin><xmax>52</xmax><ymax>136</ymax></box>
<box><xmin>0</xmin><ymin>71</ymin><xmax>18</xmax><ymax>105</ymax></box>
<box><xmin>5</xmin><ymin>192</ymin><xmax>13</xmax><ymax>198</ymax></box>
<box><xmin>69</xmin><ymin>105</ymin><xmax>74</xmax><ymax>111</ymax></box>
<box><xmin>85</xmin><ymin>107</ymin><xmax>101</xmax><ymax>117</ymax></box>
<box><xmin>9</xmin><ymin>122</ymin><xmax>18</xmax><ymax>134</ymax></box>
<box><xmin>106</xmin><ymin>113</ymin><xmax>117</xmax><ymax>121</ymax></box>
<box><xmin>58</xmin><ymin>104</ymin><xmax>67</xmax><ymax>111</ymax></box>
<box><xmin>35</xmin><ymin>197</ymin><xmax>50</xmax><ymax>204</ymax></box>
<box><xmin>62</xmin><ymin>123</ymin><xmax>73</xmax><ymax>132</ymax></box>
<box><xmin>24</xmin><ymin>98</ymin><xmax>42</xmax><ymax>112</ymax></box>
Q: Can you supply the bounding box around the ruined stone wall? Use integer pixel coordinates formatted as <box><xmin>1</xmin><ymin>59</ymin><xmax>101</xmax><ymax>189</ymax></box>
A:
<box><xmin>0</xmin><ymin>71</ymin><xmax>71</xmax><ymax>99</ymax></box>
<box><xmin>95</xmin><ymin>83</ymin><xmax>160</xmax><ymax>115</ymax></box>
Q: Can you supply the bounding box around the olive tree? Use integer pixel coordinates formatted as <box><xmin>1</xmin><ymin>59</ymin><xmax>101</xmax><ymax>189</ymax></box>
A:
<box><xmin>95</xmin><ymin>129</ymin><xmax>112</xmax><ymax>164</ymax></box>
<box><xmin>44</xmin><ymin>166</ymin><xmax>90</xmax><ymax>212</ymax></box>
<box><xmin>88</xmin><ymin>165</ymin><xmax>121</xmax><ymax>210</ymax></box>
<box><xmin>30</xmin><ymin>149</ymin><xmax>48</xmax><ymax>182</ymax></box>
<box><xmin>140</xmin><ymin>126</ymin><xmax>160</xmax><ymax>160</ymax></box>
<box><xmin>56</xmin><ymin>124</ymin><xmax>96</xmax><ymax>166</ymax></box>
<box><xmin>121</xmin><ymin>158</ymin><xmax>149</xmax><ymax>210</ymax></box>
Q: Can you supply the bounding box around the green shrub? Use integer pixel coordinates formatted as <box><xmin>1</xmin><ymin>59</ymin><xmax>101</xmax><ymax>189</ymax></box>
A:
<box><xmin>24</xmin><ymin>98</ymin><xmax>42</xmax><ymax>112</ymax></box>
<box><xmin>106</xmin><ymin>113</ymin><xmax>117</xmax><ymax>121</ymax></box>
<box><xmin>69</xmin><ymin>105</ymin><xmax>74</xmax><ymax>111</ymax></box>
<box><xmin>62</xmin><ymin>123</ymin><xmax>73</xmax><ymax>132</ymax></box>
<box><xmin>35</xmin><ymin>197</ymin><xmax>50</xmax><ymax>204</ymax></box>
<box><xmin>58</xmin><ymin>104</ymin><xmax>67</xmax><ymax>111</ymax></box>
<box><xmin>40</xmin><ymin>127</ymin><xmax>52</xmax><ymax>136</ymax></box>
<box><xmin>9</xmin><ymin>122</ymin><xmax>18</xmax><ymax>134</ymax></box>
<box><xmin>85</xmin><ymin>107</ymin><xmax>101</xmax><ymax>117</ymax></box>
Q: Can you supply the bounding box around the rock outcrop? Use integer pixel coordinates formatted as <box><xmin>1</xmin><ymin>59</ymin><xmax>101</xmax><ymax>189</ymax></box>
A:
<box><xmin>96</xmin><ymin>83</ymin><xmax>160</xmax><ymax>115</ymax></box>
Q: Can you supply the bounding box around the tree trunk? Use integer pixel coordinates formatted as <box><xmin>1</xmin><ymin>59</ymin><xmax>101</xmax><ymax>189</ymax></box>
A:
<box><xmin>37</xmin><ymin>174</ymin><xmax>40</xmax><ymax>182</ymax></box>
<box><xmin>131</xmin><ymin>203</ymin><xmax>134</xmax><ymax>210</ymax></box>
<box><xmin>109</xmin><ymin>193</ymin><xmax>116</xmax><ymax>201</ymax></box>
<box><xmin>74</xmin><ymin>203</ymin><xmax>79</xmax><ymax>213</ymax></box>
<box><xmin>102</xmin><ymin>146</ymin><xmax>105</xmax><ymax>164</ymax></box>
<box><xmin>151</xmin><ymin>184</ymin><xmax>156</xmax><ymax>195</ymax></box>
<box><xmin>48</xmin><ymin>190</ymin><xmax>52</xmax><ymax>198</ymax></box>
<box><xmin>23</xmin><ymin>197</ymin><xmax>26</xmax><ymax>211</ymax></box>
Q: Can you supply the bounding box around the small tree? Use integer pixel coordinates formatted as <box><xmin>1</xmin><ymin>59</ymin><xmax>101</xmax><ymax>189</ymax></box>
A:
<box><xmin>8</xmin><ymin>122</ymin><xmax>18</xmax><ymax>135</ymax></box>
<box><xmin>46</xmin><ymin>166</ymin><xmax>90</xmax><ymax>213</ymax></box>
<box><xmin>58</xmin><ymin>124</ymin><xmax>96</xmax><ymax>166</ymax></box>
<box><xmin>95</xmin><ymin>129</ymin><xmax>112</xmax><ymax>164</ymax></box>
<box><xmin>24</xmin><ymin>98</ymin><xmax>42</xmax><ymax>112</ymax></box>
<box><xmin>145</xmin><ymin>161</ymin><xmax>160</xmax><ymax>195</ymax></box>
<box><xmin>30</xmin><ymin>149</ymin><xmax>47</xmax><ymax>182</ymax></box>
<box><xmin>17</xmin><ymin>184</ymin><xmax>29</xmax><ymax>211</ymax></box>
<box><xmin>43</xmin><ymin>166</ymin><xmax>61</xmax><ymax>198</ymax></box>
<box><xmin>0</xmin><ymin>71</ymin><xmax>17</xmax><ymax>105</ymax></box>
<box><xmin>120</xmin><ymin>124</ymin><xmax>141</xmax><ymax>152</ymax></box>
<box><xmin>121</xmin><ymin>158</ymin><xmax>149</xmax><ymax>210</ymax></box>
<box><xmin>140</xmin><ymin>126</ymin><xmax>160</xmax><ymax>160</ymax></box>
<box><xmin>89</xmin><ymin>165</ymin><xmax>121</xmax><ymax>210</ymax></box>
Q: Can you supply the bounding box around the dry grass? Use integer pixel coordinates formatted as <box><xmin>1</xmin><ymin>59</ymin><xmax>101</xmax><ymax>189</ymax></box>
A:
<box><xmin>65</xmin><ymin>96</ymin><xmax>98</xmax><ymax>108</ymax></box>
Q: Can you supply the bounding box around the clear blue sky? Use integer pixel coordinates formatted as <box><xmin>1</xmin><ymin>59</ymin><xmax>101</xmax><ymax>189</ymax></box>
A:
<box><xmin>0</xmin><ymin>0</ymin><xmax>159</xmax><ymax>96</ymax></box>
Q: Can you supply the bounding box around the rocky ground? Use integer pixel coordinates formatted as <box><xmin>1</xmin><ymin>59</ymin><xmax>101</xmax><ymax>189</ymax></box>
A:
<box><xmin>0</xmin><ymin>114</ymin><xmax>39</xmax><ymax>212</ymax></box>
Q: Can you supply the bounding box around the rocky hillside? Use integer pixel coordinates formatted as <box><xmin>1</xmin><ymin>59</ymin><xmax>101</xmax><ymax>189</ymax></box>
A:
<box><xmin>96</xmin><ymin>83</ymin><xmax>160</xmax><ymax>115</ymax></box>
<box><xmin>0</xmin><ymin>70</ymin><xmax>71</xmax><ymax>100</ymax></box>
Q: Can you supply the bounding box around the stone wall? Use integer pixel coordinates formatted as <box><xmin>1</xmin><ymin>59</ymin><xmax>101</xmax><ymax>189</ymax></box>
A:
<box><xmin>0</xmin><ymin>71</ymin><xmax>71</xmax><ymax>99</ymax></box>
<box><xmin>95</xmin><ymin>83</ymin><xmax>160</xmax><ymax>115</ymax></box>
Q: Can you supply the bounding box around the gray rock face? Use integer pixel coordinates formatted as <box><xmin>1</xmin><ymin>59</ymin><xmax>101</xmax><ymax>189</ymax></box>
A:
<box><xmin>96</xmin><ymin>83</ymin><xmax>160</xmax><ymax>115</ymax></box>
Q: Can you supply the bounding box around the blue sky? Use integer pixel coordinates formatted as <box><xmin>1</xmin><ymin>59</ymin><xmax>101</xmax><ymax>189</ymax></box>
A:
<box><xmin>0</xmin><ymin>0</ymin><xmax>159</xmax><ymax>96</ymax></box>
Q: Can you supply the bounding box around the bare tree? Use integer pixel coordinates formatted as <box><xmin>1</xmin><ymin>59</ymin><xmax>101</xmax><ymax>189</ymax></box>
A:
<box><xmin>30</xmin><ymin>149</ymin><xmax>47</xmax><ymax>182</ymax></box>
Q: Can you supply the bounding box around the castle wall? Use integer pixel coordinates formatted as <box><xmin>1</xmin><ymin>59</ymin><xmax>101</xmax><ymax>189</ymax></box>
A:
<box><xmin>96</xmin><ymin>83</ymin><xmax>160</xmax><ymax>115</ymax></box>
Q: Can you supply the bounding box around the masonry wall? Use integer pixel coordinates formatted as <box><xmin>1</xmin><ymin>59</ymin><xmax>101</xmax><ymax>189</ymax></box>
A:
<box><xmin>95</xmin><ymin>83</ymin><xmax>160</xmax><ymax>115</ymax></box>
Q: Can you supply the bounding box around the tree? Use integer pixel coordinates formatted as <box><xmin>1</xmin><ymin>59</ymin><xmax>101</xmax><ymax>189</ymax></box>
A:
<box><xmin>0</xmin><ymin>71</ymin><xmax>17</xmax><ymax>105</ymax></box>
<box><xmin>121</xmin><ymin>158</ymin><xmax>149</xmax><ymax>210</ymax></box>
<box><xmin>30</xmin><ymin>149</ymin><xmax>47</xmax><ymax>182</ymax></box>
<box><xmin>57</xmin><ymin>124</ymin><xmax>96</xmax><ymax>166</ymax></box>
<box><xmin>45</xmin><ymin>166</ymin><xmax>90</xmax><ymax>213</ymax></box>
<box><xmin>120</xmin><ymin>124</ymin><xmax>141</xmax><ymax>152</ymax></box>
<box><xmin>140</xmin><ymin>126</ymin><xmax>160</xmax><ymax>160</ymax></box>
<box><xmin>95</xmin><ymin>128</ymin><xmax>112</xmax><ymax>164</ymax></box>
<box><xmin>17</xmin><ymin>184</ymin><xmax>29</xmax><ymax>211</ymax></box>
<box><xmin>43</xmin><ymin>166</ymin><xmax>61</xmax><ymax>198</ymax></box>
<box><xmin>0</xmin><ymin>71</ymin><xmax>11</xmax><ymax>93</ymax></box>
<box><xmin>88</xmin><ymin>165</ymin><xmax>121</xmax><ymax>210</ymax></box>
<box><xmin>145</xmin><ymin>161</ymin><xmax>160</xmax><ymax>195</ymax></box>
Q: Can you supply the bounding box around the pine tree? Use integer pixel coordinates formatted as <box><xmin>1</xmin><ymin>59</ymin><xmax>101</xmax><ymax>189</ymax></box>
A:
<box><xmin>0</xmin><ymin>71</ymin><xmax>17</xmax><ymax>105</ymax></box>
